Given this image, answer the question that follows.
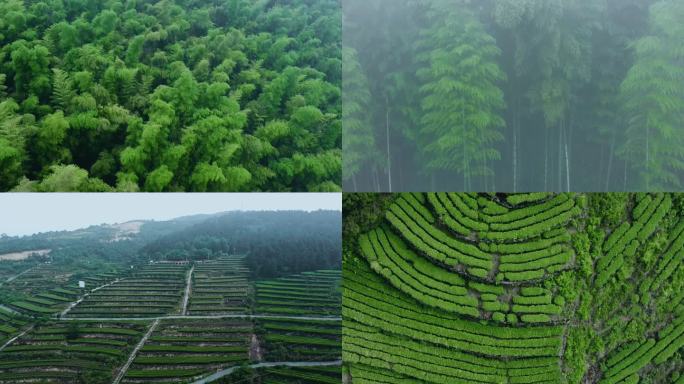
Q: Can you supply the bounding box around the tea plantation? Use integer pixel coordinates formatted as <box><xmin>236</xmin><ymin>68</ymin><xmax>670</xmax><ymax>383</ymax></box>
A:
<box><xmin>0</xmin><ymin>257</ymin><xmax>340</xmax><ymax>383</ymax></box>
<box><xmin>343</xmin><ymin>193</ymin><xmax>684</xmax><ymax>383</ymax></box>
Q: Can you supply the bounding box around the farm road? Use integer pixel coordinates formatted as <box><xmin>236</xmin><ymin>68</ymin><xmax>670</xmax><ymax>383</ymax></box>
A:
<box><xmin>112</xmin><ymin>318</ymin><xmax>160</xmax><ymax>384</ymax></box>
<box><xmin>60</xmin><ymin>278</ymin><xmax>121</xmax><ymax>318</ymax></box>
<box><xmin>0</xmin><ymin>266</ymin><xmax>35</xmax><ymax>286</ymax></box>
<box><xmin>182</xmin><ymin>265</ymin><xmax>194</xmax><ymax>315</ymax></box>
<box><xmin>191</xmin><ymin>360</ymin><xmax>342</xmax><ymax>384</ymax></box>
<box><xmin>59</xmin><ymin>314</ymin><xmax>341</xmax><ymax>322</ymax></box>
<box><xmin>0</xmin><ymin>325</ymin><xmax>34</xmax><ymax>352</ymax></box>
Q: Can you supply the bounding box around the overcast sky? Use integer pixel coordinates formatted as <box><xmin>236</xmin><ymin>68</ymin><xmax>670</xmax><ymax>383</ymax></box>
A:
<box><xmin>0</xmin><ymin>193</ymin><xmax>341</xmax><ymax>237</ymax></box>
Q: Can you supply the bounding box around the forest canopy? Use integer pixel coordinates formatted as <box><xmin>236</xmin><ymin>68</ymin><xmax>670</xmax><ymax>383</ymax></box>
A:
<box><xmin>0</xmin><ymin>209</ymin><xmax>342</xmax><ymax>279</ymax></box>
<box><xmin>343</xmin><ymin>0</ymin><xmax>684</xmax><ymax>192</ymax></box>
<box><xmin>0</xmin><ymin>0</ymin><xmax>341</xmax><ymax>192</ymax></box>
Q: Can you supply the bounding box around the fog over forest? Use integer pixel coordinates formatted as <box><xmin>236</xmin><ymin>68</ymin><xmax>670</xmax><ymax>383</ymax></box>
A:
<box><xmin>343</xmin><ymin>0</ymin><xmax>684</xmax><ymax>192</ymax></box>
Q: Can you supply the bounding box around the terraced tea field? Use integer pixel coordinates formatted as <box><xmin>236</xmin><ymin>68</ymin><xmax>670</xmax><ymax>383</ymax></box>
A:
<box><xmin>2</xmin><ymin>263</ymin><xmax>85</xmax><ymax>316</ymax></box>
<box><xmin>343</xmin><ymin>193</ymin><xmax>684</xmax><ymax>383</ymax></box>
<box><xmin>259</xmin><ymin>318</ymin><xmax>342</xmax><ymax>362</ymax></box>
<box><xmin>0</xmin><ymin>308</ymin><xmax>30</xmax><ymax>348</ymax></box>
<box><xmin>122</xmin><ymin>319</ymin><xmax>250</xmax><ymax>383</ymax></box>
<box><xmin>6</xmin><ymin>264</ymin><xmax>73</xmax><ymax>291</ymax></box>
<box><xmin>67</xmin><ymin>265</ymin><xmax>186</xmax><ymax>318</ymax></box>
<box><xmin>255</xmin><ymin>270</ymin><xmax>341</xmax><ymax>316</ymax></box>
<box><xmin>188</xmin><ymin>257</ymin><xmax>249</xmax><ymax>315</ymax></box>
<box><xmin>0</xmin><ymin>321</ymin><xmax>147</xmax><ymax>383</ymax></box>
<box><xmin>258</xmin><ymin>365</ymin><xmax>341</xmax><ymax>384</ymax></box>
<box><xmin>0</xmin><ymin>255</ymin><xmax>341</xmax><ymax>383</ymax></box>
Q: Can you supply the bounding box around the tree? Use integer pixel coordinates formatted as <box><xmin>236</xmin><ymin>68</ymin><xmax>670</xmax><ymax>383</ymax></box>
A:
<box><xmin>10</xmin><ymin>41</ymin><xmax>51</xmax><ymax>101</ymax></box>
<box><xmin>0</xmin><ymin>0</ymin><xmax>342</xmax><ymax>191</ymax></box>
<box><xmin>619</xmin><ymin>0</ymin><xmax>684</xmax><ymax>190</ymax></box>
<box><xmin>51</xmin><ymin>69</ymin><xmax>75</xmax><ymax>112</ymax></box>
<box><xmin>415</xmin><ymin>0</ymin><xmax>505</xmax><ymax>191</ymax></box>
<box><xmin>0</xmin><ymin>100</ymin><xmax>27</xmax><ymax>189</ymax></box>
<box><xmin>34</xmin><ymin>110</ymin><xmax>71</xmax><ymax>170</ymax></box>
<box><xmin>0</xmin><ymin>74</ymin><xmax>7</xmax><ymax>98</ymax></box>
<box><xmin>0</xmin><ymin>0</ymin><xmax>27</xmax><ymax>44</ymax></box>
<box><xmin>38</xmin><ymin>165</ymin><xmax>90</xmax><ymax>191</ymax></box>
<box><xmin>145</xmin><ymin>165</ymin><xmax>174</xmax><ymax>192</ymax></box>
<box><xmin>66</xmin><ymin>322</ymin><xmax>80</xmax><ymax>340</ymax></box>
<box><xmin>342</xmin><ymin>47</ymin><xmax>375</xmax><ymax>191</ymax></box>
<box><xmin>0</xmin><ymin>138</ymin><xmax>22</xmax><ymax>190</ymax></box>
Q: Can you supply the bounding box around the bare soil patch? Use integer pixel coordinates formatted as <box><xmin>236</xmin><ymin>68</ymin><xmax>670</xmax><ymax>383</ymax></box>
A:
<box><xmin>0</xmin><ymin>249</ymin><xmax>51</xmax><ymax>261</ymax></box>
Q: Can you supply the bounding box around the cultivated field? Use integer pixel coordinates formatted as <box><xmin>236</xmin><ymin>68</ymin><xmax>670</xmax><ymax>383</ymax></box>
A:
<box><xmin>122</xmin><ymin>319</ymin><xmax>250</xmax><ymax>383</ymax></box>
<box><xmin>188</xmin><ymin>257</ymin><xmax>249</xmax><ymax>315</ymax></box>
<box><xmin>258</xmin><ymin>318</ymin><xmax>341</xmax><ymax>363</ymax></box>
<box><xmin>67</xmin><ymin>265</ymin><xmax>186</xmax><ymax>318</ymax></box>
<box><xmin>0</xmin><ymin>257</ymin><xmax>341</xmax><ymax>383</ymax></box>
<box><xmin>0</xmin><ymin>321</ymin><xmax>147</xmax><ymax>383</ymax></box>
<box><xmin>343</xmin><ymin>193</ymin><xmax>684</xmax><ymax>383</ymax></box>
<box><xmin>0</xmin><ymin>308</ymin><xmax>30</xmax><ymax>349</ymax></box>
<box><xmin>255</xmin><ymin>270</ymin><xmax>341</xmax><ymax>316</ymax></box>
<box><xmin>7</xmin><ymin>264</ymin><xmax>80</xmax><ymax>317</ymax></box>
<box><xmin>254</xmin><ymin>365</ymin><xmax>341</xmax><ymax>384</ymax></box>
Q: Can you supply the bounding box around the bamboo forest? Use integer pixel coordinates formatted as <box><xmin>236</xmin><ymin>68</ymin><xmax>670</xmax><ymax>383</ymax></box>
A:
<box><xmin>0</xmin><ymin>0</ymin><xmax>341</xmax><ymax>192</ymax></box>
<box><xmin>343</xmin><ymin>0</ymin><xmax>684</xmax><ymax>192</ymax></box>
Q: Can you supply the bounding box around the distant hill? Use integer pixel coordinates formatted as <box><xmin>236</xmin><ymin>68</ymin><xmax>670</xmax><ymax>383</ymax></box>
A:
<box><xmin>0</xmin><ymin>210</ymin><xmax>341</xmax><ymax>278</ymax></box>
<box><xmin>143</xmin><ymin>210</ymin><xmax>342</xmax><ymax>277</ymax></box>
<box><xmin>0</xmin><ymin>213</ymin><xmax>209</xmax><ymax>254</ymax></box>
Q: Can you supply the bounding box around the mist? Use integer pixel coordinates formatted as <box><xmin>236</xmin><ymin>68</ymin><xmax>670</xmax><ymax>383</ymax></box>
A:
<box><xmin>0</xmin><ymin>193</ymin><xmax>341</xmax><ymax>237</ymax></box>
<box><xmin>342</xmin><ymin>0</ymin><xmax>684</xmax><ymax>192</ymax></box>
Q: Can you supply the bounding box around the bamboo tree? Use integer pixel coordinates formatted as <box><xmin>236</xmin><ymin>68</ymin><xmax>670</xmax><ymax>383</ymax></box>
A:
<box><xmin>415</xmin><ymin>0</ymin><xmax>505</xmax><ymax>190</ymax></box>
<box><xmin>619</xmin><ymin>0</ymin><xmax>684</xmax><ymax>190</ymax></box>
<box><xmin>0</xmin><ymin>0</ymin><xmax>342</xmax><ymax>191</ymax></box>
<box><xmin>342</xmin><ymin>45</ymin><xmax>379</xmax><ymax>192</ymax></box>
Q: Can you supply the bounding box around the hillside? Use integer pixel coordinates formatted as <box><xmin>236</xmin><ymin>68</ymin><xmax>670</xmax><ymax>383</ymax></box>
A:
<box><xmin>0</xmin><ymin>209</ymin><xmax>342</xmax><ymax>383</ymax></box>
<box><xmin>144</xmin><ymin>210</ymin><xmax>342</xmax><ymax>276</ymax></box>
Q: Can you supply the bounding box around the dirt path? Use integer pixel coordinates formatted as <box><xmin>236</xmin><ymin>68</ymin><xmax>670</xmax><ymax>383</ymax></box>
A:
<box><xmin>0</xmin><ymin>325</ymin><xmax>34</xmax><ymax>352</ymax></box>
<box><xmin>182</xmin><ymin>266</ymin><xmax>194</xmax><ymax>315</ymax></box>
<box><xmin>192</xmin><ymin>360</ymin><xmax>342</xmax><ymax>384</ymax></box>
<box><xmin>249</xmin><ymin>333</ymin><xmax>263</xmax><ymax>361</ymax></box>
<box><xmin>112</xmin><ymin>318</ymin><xmax>159</xmax><ymax>384</ymax></box>
<box><xmin>60</xmin><ymin>278</ymin><xmax>121</xmax><ymax>318</ymax></box>
<box><xmin>488</xmin><ymin>252</ymin><xmax>501</xmax><ymax>281</ymax></box>
<box><xmin>1</xmin><ymin>266</ymin><xmax>35</xmax><ymax>286</ymax></box>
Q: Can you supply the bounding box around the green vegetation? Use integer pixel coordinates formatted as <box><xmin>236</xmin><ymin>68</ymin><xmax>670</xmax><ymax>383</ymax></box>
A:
<box><xmin>255</xmin><ymin>270</ymin><xmax>341</xmax><ymax>316</ymax></box>
<box><xmin>188</xmin><ymin>256</ymin><xmax>249</xmax><ymax>315</ymax></box>
<box><xmin>257</xmin><ymin>318</ymin><xmax>341</xmax><ymax>362</ymax></box>
<box><xmin>123</xmin><ymin>319</ymin><xmax>249</xmax><ymax>382</ymax></box>
<box><xmin>0</xmin><ymin>209</ymin><xmax>342</xmax><ymax>383</ymax></box>
<box><xmin>343</xmin><ymin>192</ymin><xmax>684</xmax><ymax>383</ymax></box>
<box><xmin>144</xmin><ymin>210</ymin><xmax>342</xmax><ymax>277</ymax></box>
<box><xmin>344</xmin><ymin>0</ymin><xmax>684</xmax><ymax>192</ymax></box>
<box><xmin>214</xmin><ymin>365</ymin><xmax>342</xmax><ymax>384</ymax></box>
<box><xmin>261</xmin><ymin>366</ymin><xmax>340</xmax><ymax>384</ymax></box>
<box><xmin>0</xmin><ymin>307</ymin><xmax>29</xmax><ymax>347</ymax></box>
<box><xmin>0</xmin><ymin>322</ymin><xmax>145</xmax><ymax>384</ymax></box>
<box><xmin>0</xmin><ymin>0</ymin><xmax>341</xmax><ymax>192</ymax></box>
<box><xmin>69</xmin><ymin>264</ymin><xmax>185</xmax><ymax>318</ymax></box>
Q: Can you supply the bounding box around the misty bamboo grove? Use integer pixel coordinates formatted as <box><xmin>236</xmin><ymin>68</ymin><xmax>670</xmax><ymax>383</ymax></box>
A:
<box><xmin>343</xmin><ymin>0</ymin><xmax>684</xmax><ymax>192</ymax></box>
<box><xmin>0</xmin><ymin>0</ymin><xmax>341</xmax><ymax>192</ymax></box>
